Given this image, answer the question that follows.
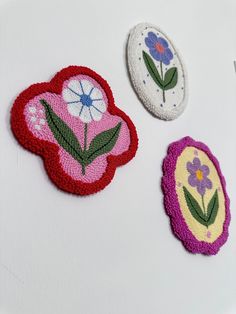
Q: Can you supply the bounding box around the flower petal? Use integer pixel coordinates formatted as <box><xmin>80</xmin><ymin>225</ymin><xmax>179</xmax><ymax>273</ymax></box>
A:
<box><xmin>67</xmin><ymin>102</ymin><xmax>83</xmax><ymax>117</ymax></box>
<box><xmin>187</xmin><ymin>161</ymin><xmax>197</xmax><ymax>174</ymax></box>
<box><xmin>62</xmin><ymin>88</ymin><xmax>80</xmax><ymax>103</ymax></box>
<box><xmin>188</xmin><ymin>174</ymin><xmax>198</xmax><ymax>187</ymax></box>
<box><xmin>79</xmin><ymin>106</ymin><xmax>92</xmax><ymax>123</ymax></box>
<box><xmin>200</xmin><ymin>165</ymin><xmax>210</xmax><ymax>176</ymax></box>
<box><xmin>150</xmin><ymin>49</ymin><xmax>161</xmax><ymax>61</ymax></box>
<box><xmin>164</xmin><ymin>48</ymin><xmax>173</xmax><ymax>61</ymax></box>
<box><xmin>93</xmin><ymin>100</ymin><xmax>106</xmax><ymax>113</ymax></box>
<box><xmin>90</xmin><ymin>106</ymin><xmax>103</xmax><ymax>121</ymax></box>
<box><xmin>204</xmin><ymin>178</ymin><xmax>212</xmax><ymax>189</ymax></box>
<box><xmin>145</xmin><ymin>37</ymin><xmax>155</xmax><ymax>48</ymax></box>
<box><xmin>68</xmin><ymin>80</ymin><xmax>83</xmax><ymax>95</ymax></box>
<box><xmin>193</xmin><ymin>157</ymin><xmax>201</xmax><ymax>168</ymax></box>
<box><xmin>147</xmin><ymin>32</ymin><xmax>158</xmax><ymax>43</ymax></box>
<box><xmin>161</xmin><ymin>54</ymin><xmax>170</xmax><ymax>65</ymax></box>
<box><xmin>90</xmin><ymin>87</ymin><xmax>103</xmax><ymax>100</ymax></box>
<box><xmin>158</xmin><ymin>37</ymin><xmax>169</xmax><ymax>48</ymax></box>
<box><xmin>80</xmin><ymin>79</ymin><xmax>94</xmax><ymax>95</ymax></box>
<box><xmin>197</xmin><ymin>182</ymin><xmax>206</xmax><ymax>196</ymax></box>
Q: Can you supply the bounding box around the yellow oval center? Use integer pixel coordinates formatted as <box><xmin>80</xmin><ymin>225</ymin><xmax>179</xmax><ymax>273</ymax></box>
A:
<box><xmin>196</xmin><ymin>170</ymin><xmax>203</xmax><ymax>181</ymax></box>
<box><xmin>175</xmin><ymin>147</ymin><xmax>226</xmax><ymax>243</ymax></box>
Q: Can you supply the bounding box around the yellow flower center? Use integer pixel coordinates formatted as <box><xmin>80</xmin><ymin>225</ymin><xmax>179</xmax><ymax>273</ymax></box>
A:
<box><xmin>196</xmin><ymin>170</ymin><xmax>203</xmax><ymax>181</ymax></box>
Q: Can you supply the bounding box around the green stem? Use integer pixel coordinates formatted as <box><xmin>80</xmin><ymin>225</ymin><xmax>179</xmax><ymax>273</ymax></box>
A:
<box><xmin>201</xmin><ymin>195</ymin><xmax>206</xmax><ymax>216</ymax></box>
<box><xmin>84</xmin><ymin>123</ymin><xmax>88</xmax><ymax>151</ymax></box>
<box><xmin>82</xmin><ymin>123</ymin><xmax>88</xmax><ymax>176</ymax></box>
<box><xmin>162</xmin><ymin>88</ymin><xmax>166</xmax><ymax>103</ymax></box>
<box><xmin>160</xmin><ymin>61</ymin><xmax>166</xmax><ymax>103</ymax></box>
<box><xmin>82</xmin><ymin>164</ymin><xmax>85</xmax><ymax>176</ymax></box>
<box><xmin>201</xmin><ymin>195</ymin><xmax>209</xmax><ymax>228</ymax></box>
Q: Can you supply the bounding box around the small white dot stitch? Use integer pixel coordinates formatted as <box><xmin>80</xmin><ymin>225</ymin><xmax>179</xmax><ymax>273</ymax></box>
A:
<box><xmin>39</xmin><ymin>109</ymin><xmax>44</xmax><ymax>114</ymax></box>
<box><xmin>35</xmin><ymin>125</ymin><xmax>41</xmax><ymax>130</ymax></box>
<box><xmin>39</xmin><ymin>118</ymin><xmax>45</xmax><ymax>125</ymax></box>
<box><xmin>29</xmin><ymin>106</ymin><xmax>36</xmax><ymax>113</ymax></box>
<box><xmin>30</xmin><ymin>116</ymin><xmax>37</xmax><ymax>122</ymax></box>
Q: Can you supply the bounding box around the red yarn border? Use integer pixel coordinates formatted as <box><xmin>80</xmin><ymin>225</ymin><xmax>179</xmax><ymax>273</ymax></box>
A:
<box><xmin>11</xmin><ymin>66</ymin><xmax>138</xmax><ymax>195</ymax></box>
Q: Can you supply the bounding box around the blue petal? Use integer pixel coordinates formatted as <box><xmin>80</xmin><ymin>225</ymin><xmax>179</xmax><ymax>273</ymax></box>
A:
<box><xmin>145</xmin><ymin>37</ymin><xmax>155</xmax><ymax>48</ymax></box>
<box><xmin>150</xmin><ymin>48</ymin><xmax>161</xmax><ymax>61</ymax></box>
<box><xmin>147</xmin><ymin>32</ymin><xmax>158</xmax><ymax>43</ymax></box>
<box><xmin>161</xmin><ymin>54</ymin><xmax>170</xmax><ymax>65</ymax></box>
<box><xmin>165</xmin><ymin>48</ymin><xmax>173</xmax><ymax>61</ymax></box>
<box><xmin>157</xmin><ymin>37</ymin><xmax>169</xmax><ymax>48</ymax></box>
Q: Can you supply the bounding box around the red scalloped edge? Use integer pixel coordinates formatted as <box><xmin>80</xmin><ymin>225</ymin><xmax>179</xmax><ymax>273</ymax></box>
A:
<box><xmin>161</xmin><ymin>136</ymin><xmax>230</xmax><ymax>255</ymax></box>
<box><xmin>11</xmin><ymin>66</ymin><xmax>138</xmax><ymax>195</ymax></box>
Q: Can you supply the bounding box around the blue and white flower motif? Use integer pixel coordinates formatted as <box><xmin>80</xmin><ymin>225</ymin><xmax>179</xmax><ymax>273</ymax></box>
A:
<box><xmin>63</xmin><ymin>79</ymin><xmax>107</xmax><ymax>123</ymax></box>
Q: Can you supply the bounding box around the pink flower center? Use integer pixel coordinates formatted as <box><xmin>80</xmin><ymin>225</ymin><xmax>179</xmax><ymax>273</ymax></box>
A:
<box><xmin>155</xmin><ymin>42</ymin><xmax>164</xmax><ymax>54</ymax></box>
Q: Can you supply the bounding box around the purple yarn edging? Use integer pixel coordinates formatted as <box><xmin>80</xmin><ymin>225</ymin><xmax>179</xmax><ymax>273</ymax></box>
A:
<box><xmin>161</xmin><ymin>136</ymin><xmax>230</xmax><ymax>255</ymax></box>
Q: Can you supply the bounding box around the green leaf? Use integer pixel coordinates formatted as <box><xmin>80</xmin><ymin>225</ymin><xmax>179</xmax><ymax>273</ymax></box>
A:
<box><xmin>142</xmin><ymin>51</ymin><xmax>164</xmax><ymax>89</ymax></box>
<box><xmin>163</xmin><ymin>67</ymin><xmax>178</xmax><ymax>90</ymax></box>
<box><xmin>206</xmin><ymin>190</ymin><xmax>219</xmax><ymax>226</ymax></box>
<box><xmin>86</xmin><ymin>122</ymin><xmax>121</xmax><ymax>165</ymax></box>
<box><xmin>40</xmin><ymin>99</ymin><xmax>84</xmax><ymax>165</ymax></box>
<box><xmin>183</xmin><ymin>186</ymin><xmax>208</xmax><ymax>227</ymax></box>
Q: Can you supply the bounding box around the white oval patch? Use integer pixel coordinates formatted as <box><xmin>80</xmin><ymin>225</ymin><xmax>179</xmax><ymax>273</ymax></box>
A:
<box><xmin>127</xmin><ymin>23</ymin><xmax>187</xmax><ymax>120</ymax></box>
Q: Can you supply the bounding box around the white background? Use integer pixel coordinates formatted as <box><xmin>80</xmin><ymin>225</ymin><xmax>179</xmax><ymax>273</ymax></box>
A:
<box><xmin>0</xmin><ymin>0</ymin><xmax>236</xmax><ymax>313</ymax></box>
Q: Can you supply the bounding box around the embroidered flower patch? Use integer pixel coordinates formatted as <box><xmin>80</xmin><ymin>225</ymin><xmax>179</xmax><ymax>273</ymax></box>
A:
<box><xmin>162</xmin><ymin>137</ymin><xmax>230</xmax><ymax>255</ymax></box>
<box><xmin>127</xmin><ymin>23</ymin><xmax>187</xmax><ymax>120</ymax></box>
<box><xmin>11</xmin><ymin>66</ymin><xmax>138</xmax><ymax>195</ymax></box>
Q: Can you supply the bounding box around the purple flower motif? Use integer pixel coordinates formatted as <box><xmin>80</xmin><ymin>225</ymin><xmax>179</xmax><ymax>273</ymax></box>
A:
<box><xmin>187</xmin><ymin>157</ymin><xmax>212</xmax><ymax>196</ymax></box>
<box><xmin>145</xmin><ymin>32</ymin><xmax>173</xmax><ymax>65</ymax></box>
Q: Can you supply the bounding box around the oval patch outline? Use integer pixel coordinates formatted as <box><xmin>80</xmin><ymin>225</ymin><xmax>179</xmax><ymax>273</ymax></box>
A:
<box><xmin>127</xmin><ymin>23</ymin><xmax>187</xmax><ymax>120</ymax></box>
<box><xmin>162</xmin><ymin>137</ymin><xmax>230</xmax><ymax>255</ymax></box>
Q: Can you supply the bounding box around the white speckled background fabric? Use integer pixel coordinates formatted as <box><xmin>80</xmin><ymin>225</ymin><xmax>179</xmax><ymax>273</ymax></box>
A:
<box><xmin>127</xmin><ymin>23</ymin><xmax>187</xmax><ymax>120</ymax></box>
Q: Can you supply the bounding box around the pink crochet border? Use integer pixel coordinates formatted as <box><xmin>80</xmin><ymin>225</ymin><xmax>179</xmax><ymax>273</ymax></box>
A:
<box><xmin>162</xmin><ymin>136</ymin><xmax>230</xmax><ymax>255</ymax></box>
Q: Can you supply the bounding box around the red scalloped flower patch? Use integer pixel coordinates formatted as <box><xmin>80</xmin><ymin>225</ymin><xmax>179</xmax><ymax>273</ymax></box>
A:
<box><xmin>11</xmin><ymin>66</ymin><xmax>138</xmax><ymax>195</ymax></box>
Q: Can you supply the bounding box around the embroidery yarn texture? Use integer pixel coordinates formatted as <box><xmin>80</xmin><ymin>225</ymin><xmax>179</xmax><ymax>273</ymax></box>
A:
<box><xmin>11</xmin><ymin>66</ymin><xmax>138</xmax><ymax>195</ymax></box>
<box><xmin>127</xmin><ymin>23</ymin><xmax>187</xmax><ymax>120</ymax></box>
<box><xmin>162</xmin><ymin>137</ymin><xmax>230</xmax><ymax>255</ymax></box>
